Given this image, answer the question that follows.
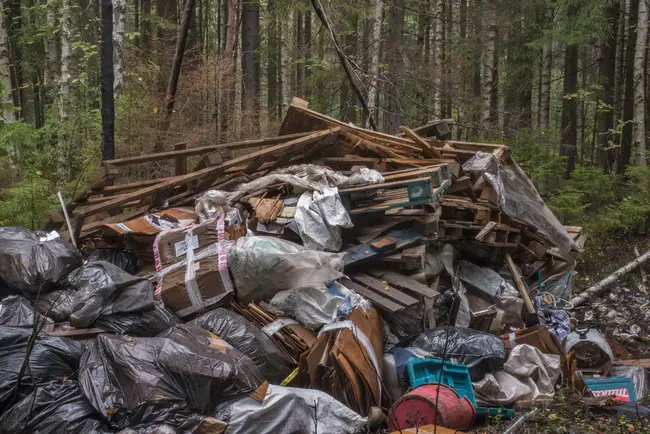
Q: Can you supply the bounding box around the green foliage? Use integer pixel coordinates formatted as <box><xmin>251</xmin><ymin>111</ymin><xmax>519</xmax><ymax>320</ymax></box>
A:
<box><xmin>0</xmin><ymin>171</ymin><xmax>59</xmax><ymax>229</ymax></box>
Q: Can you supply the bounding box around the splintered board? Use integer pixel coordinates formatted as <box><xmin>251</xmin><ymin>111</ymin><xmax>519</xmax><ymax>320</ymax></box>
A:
<box><xmin>343</xmin><ymin>226</ymin><xmax>428</xmax><ymax>266</ymax></box>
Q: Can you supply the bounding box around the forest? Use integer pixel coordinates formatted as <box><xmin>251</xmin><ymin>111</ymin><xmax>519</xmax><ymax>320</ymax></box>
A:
<box><xmin>0</xmin><ymin>0</ymin><xmax>649</xmax><ymax>238</ymax></box>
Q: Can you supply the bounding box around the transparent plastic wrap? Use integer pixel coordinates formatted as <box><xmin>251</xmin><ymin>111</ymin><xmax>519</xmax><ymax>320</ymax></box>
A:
<box><xmin>79</xmin><ymin>325</ymin><xmax>267</xmax><ymax>430</ymax></box>
<box><xmin>190</xmin><ymin>308</ymin><xmax>292</xmax><ymax>383</ymax></box>
<box><xmin>0</xmin><ymin>295</ymin><xmax>51</xmax><ymax>327</ymax></box>
<box><xmin>410</xmin><ymin>326</ymin><xmax>506</xmax><ymax>381</ymax></box>
<box><xmin>0</xmin><ymin>380</ymin><xmax>108</xmax><ymax>434</ymax></box>
<box><xmin>93</xmin><ymin>303</ymin><xmax>180</xmax><ymax>337</ymax></box>
<box><xmin>232</xmin><ymin>174</ymin><xmax>327</xmax><ymax>199</ymax></box>
<box><xmin>272</xmin><ymin>164</ymin><xmax>384</xmax><ymax>188</ymax></box>
<box><xmin>473</xmin><ymin>344</ymin><xmax>561</xmax><ymax>405</ymax></box>
<box><xmin>0</xmin><ymin>326</ymin><xmax>84</xmax><ymax>413</ymax></box>
<box><xmin>295</xmin><ymin>187</ymin><xmax>353</xmax><ymax>252</ymax></box>
<box><xmin>0</xmin><ymin>227</ymin><xmax>81</xmax><ymax>294</ymax></box>
<box><xmin>195</xmin><ymin>190</ymin><xmax>238</xmax><ymax>223</ymax></box>
<box><xmin>463</xmin><ymin>152</ymin><xmax>579</xmax><ymax>254</ymax></box>
<box><xmin>228</xmin><ymin>236</ymin><xmax>345</xmax><ymax>303</ymax></box>
<box><xmin>215</xmin><ymin>384</ymin><xmax>367</xmax><ymax>434</ymax></box>
<box><xmin>31</xmin><ymin>289</ymin><xmax>76</xmax><ymax>322</ymax></box>
<box><xmin>86</xmin><ymin>249</ymin><xmax>138</xmax><ymax>274</ymax></box>
<box><xmin>67</xmin><ymin>261</ymin><xmax>155</xmax><ymax>328</ymax></box>
<box><xmin>269</xmin><ymin>285</ymin><xmax>341</xmax><ymax>329</ymax></box>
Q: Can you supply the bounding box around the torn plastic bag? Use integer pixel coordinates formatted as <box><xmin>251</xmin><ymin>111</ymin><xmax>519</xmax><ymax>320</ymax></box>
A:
<box><xmin>610</xmin><ymin>366</ymin><xmax>649</xmax><ymax>400</ymax></box>
<box><xmin>0</xmin><ymin>380</ymin><xmax>108</xmax><ymax>434</ymax></box>
<box><xmin>295</xmin><ymin>187</ymin><xmax>353</xmax><ymax>251</ymax></box>
<box><xmin>463</xmin><ymin>152</ymin><xmax>579</xmax><ymax>254</ymax></box>
<box><xmin>190</xmin><ymin>308</ymin><xmax>292</xmax><ymax>383</ymax></box>
<box><xmin>93</xmin><ymin>303</ymin><xmax>180</xmax><ymax>337</ymax></box>
<box><xmin>410</xmin><ymin>326</ymin><xmax>506</xmax><ymax>381</ymax></box>
<box><xmin>0</xmin><ymin>326</ymin><xmax>84</xmax><ymax>413</ymax></box>
<box><xmin>228</xmin><ymin>236</ymin><xmax>345</xmax><ymax>303</ymax></box>
<box><xmin>0</xmin><ymin>227</ymin><xmax>81</xmax><ymax>294</ymax></box>
<box><xmin>215</xmin><ymin>384</ymin><xmax>367</xmax><ymax>434</ymax></box>
<box><xmin>0</xmin><ymin>295</ymin><xmax>51</xmax><ymax>327</ymax></box>
<box><xmin>473</xmin><ymin>344</ymin><xmax>561</xmax><ymax>405</ymax></box>
<box><xmin>68</xmin><ymin>261</ymin><xmax>154</xmax><ymax>328</ymax></box>
<box><xmin>31</xmin><ymin>289</ymin><xmax>76</xmax><ymax>322</ymax></box>
<box><xmin>382</xmin><ymin>303</ymin><xmax>424</xmax><ymax>343</ymax></box>
<box><xmin>86</xmin><ymin>249</ymin><xmax>138</xmax><ymax>274</ymax></box>
<box><xmin>79</xmin><ymin>325</ymin><xmax>267</xmax><ymax>430</ymax></box>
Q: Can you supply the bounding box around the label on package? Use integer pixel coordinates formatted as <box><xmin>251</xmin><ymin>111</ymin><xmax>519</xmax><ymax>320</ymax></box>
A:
<box><xmin>174</xmin><ymin>235</ymin><xmax>199</xmax><ymax>257</ymax></box>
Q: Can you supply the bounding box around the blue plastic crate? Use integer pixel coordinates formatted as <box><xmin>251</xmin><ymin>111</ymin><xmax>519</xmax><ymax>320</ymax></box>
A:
<box><xmin>407</xmin><ymin>357</ymin><xmax>515</xmax><ymax>420</ymax></box>
<box><xmin>584</xmin><ymin>376</ymin><xmax>636</xmax><ymax>403</ymax></box>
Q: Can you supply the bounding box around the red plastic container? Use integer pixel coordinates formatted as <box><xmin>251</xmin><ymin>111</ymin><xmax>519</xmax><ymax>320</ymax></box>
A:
<box><xmin>388</xmin><ymin>383</ymin><xmax>476</xmax><ymax>431</ymax></box>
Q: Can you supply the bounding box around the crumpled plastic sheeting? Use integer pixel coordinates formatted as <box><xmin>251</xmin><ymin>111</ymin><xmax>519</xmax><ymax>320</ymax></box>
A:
<box><xmin>0</xmin><ymin>295</ymin><xmax>51</xmax><ymax>327</ymax></box>
<box><xmin>0</xmin><ymin>326</ymin><xmax>84</xmax><ymax>413</ymax></box>
<box><xmin>473</xmin><ymin>344</ymin><xmax>561</xmax><ymax>405</ymax></box>
<box><xmin>93</xmin><ymin>303</ymin><xmax>180</xmax><ymax>337</ymax></box>
<box><xmin>0</xmin><ymin>227</ymin><xmax>81</xmax><ymax>294</ymax></box>
<box><xmin>67</xmin><ymin>261</ymin><xmax>154</xmax><ymax>329</ymax></box>
<box><xmin>79</xmin><ymin>325</ymin><xmax>267</xmax><ymax>430</ymax></box>
<box><xmin>295</xmin><ymin>187</ymin><xmax>353</xmax><ymax>251</ymax></box>
<box><xmin>459</xmin><ymin>260</ymin><xmax>504</xmax><ymax>300</ymax></box>
<box><xmin>463</xmin><ymin>152</ymin><xmax>579</xmax><ymax>254</ymax></box>
<box><xmin>190</xmin><ymin>308</ymin><xmax>292</xmax><ymax>384</ymax></box>
<box><xmin>270</xmin><ymin>285</ymin><xmax>342</xmax><ymax>329</ymax></box>
<box><xmin>195</xmin><ymin>190</ymin><xmax>242</xmax><ymax>223</ymax></box>
<box><xmin>273</xmin><ymin>164</ymin><xmax>384</xmax><ymax>188</ymax></box>
<box><xmin>0</xmin><ymin>380</ymin><xmax>109</xmax><ymax>434</ymax></box>
<box><xmin>215</xmin><ymin>384</ymin><xmax>367</xmax><ymax>434</ymax></box>
<box><xmin>410</xmin><ymin>326</ymin><xmax>506</xmax><ymax>381</ymax></box>
<box><xmin>31</xmin><ymin>290</ymin><xmax>76</xmax><ymax>322</ymax></box>
<box><xmin>228</xmin><ymin>236</ymin><xmax>345</xmax><ymax>303</ymax></box>
<box><xmin>610</xmin><ymin>365</ymin><xmax>649</xmax><ymax>400</ymax></box>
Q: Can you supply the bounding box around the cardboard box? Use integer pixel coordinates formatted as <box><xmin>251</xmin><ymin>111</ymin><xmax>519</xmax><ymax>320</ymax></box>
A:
<box><xmin>159</xmin><ymin>254</ymin><xmax>233</xmax><ymax>317</ymax></box>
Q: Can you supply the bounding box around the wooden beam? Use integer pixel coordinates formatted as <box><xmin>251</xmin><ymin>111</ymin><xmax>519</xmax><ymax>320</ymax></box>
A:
<box><xmin>399</xmin><ymin>126</ymin><xmax>443</xmax><ymax>158</ymax></box>
<box><xmin>77</xmin><ymin>128</ymin><xmax>340</xmax><ymax>219</ymax></box>
<box><xmin>505</xmin><ymin>252</ymin><xmax>536</xmax><ymax>314</ymax></box>
<box><xmin>102</xmin><ymin>132</ymin><xmax>310</xmax><ymax>166</ymax></box>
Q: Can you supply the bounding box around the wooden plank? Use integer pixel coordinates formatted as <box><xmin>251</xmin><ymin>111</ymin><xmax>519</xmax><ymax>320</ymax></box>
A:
<box><xmin>102</xmin><ymin>132</ymin><xmax>310</xmax><ymax>166</ymax></box>
<box><xmin>368</xmin><ymin>269</ymin><xmax>439</xmax><ymax>299</ymax></box>
<box><xmin>475</xmin><ymin>221</ymin><xmax>497</xmax><ymax>241</ymax></box>
<box><xmin>349</xmin><ymin>272</ymin><xmax>419</xmax><ymax>307</ymax></box>
<box><xmin>339</xmin><ymin>278</ymin><xmax>403</xmax><ymax>313</ymax></box>
<box><xmin>506</xmin><ymin>252</ymin><xmax>536</xmax><ymax>314</ymax></box>
<box><xmin>340</xmin><ymin>176</ymin><xmax>436</xmax><ymax>194</ymax></box>
<box><xmin>174</xmin><ymin>143</ymin><xmax>187</xmax><ymax>175</ymax></box>
<box><xmin>400</xmin><ymin>126</ymin><xmax>443</xmax><ymax>158</ymax></box>
<box><xmin>344</xmin><ymin>227</ymin><xmax>426</xmax><ymax>266</ymax></box>
<box><xmin>77</xmin><ymin>128</ymin><xmax>340</xmax><ymax>219</ymax></box>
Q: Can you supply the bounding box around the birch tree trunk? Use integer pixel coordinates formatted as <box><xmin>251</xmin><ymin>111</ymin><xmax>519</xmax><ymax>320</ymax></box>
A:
<box><xmin>480</xmin><ymin>2</ymin><xmax>497</xmax><ymax>137</ymax></box>
<box><xmin>113</xmin><ymin>0</ymin><xmax>126</xmax><ymax>100</ymax></box>
<box><xmin>280</xmin><ymin>12</ymin><xmax>292</xmax><ymax>112</ymax></box>
<box><xmin>58</xmin><ymin>0</ymin><xmax>73</xmax><ymax>183</ymax></box>
<box><xmin>45</xmin><ymin>0</ymin><xmax>58</xmax><ymax>87</ymax></box>
<box><xmin>634</xmin><ymin>0</ymin><xmax>648</xmax><ymax>166</ymax></box>
<box><xmin>366</xmin><ymin>0</ymin><xmax>382</xmax><ymax>128</ymax></box>
<box><xmin>539</xmin><ymin>9</ymin><xmax>552</xmax><ymax>131</ymax></box>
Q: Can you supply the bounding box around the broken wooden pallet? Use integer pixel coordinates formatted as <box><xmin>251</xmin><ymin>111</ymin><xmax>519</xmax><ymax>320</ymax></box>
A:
<box><xmin>438</xmin><ymin>220</ymin><xmax>521</xmax><ymax>247</ymax></box>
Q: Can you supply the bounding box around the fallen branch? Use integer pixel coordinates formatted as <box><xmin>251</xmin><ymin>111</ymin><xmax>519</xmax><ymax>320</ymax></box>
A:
<box><xmin>571</xmin><ymin>248</ymin><xmax>650</xmax><ymax>308</ymax></box>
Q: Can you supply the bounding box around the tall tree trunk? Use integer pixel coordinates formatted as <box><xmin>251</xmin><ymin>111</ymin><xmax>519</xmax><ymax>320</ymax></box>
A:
<box><xmin>241</xmin><ymin>0</ymin><xmax>260</xmax><ymax>131</ymax></box>
<box><xmin>304</xmin><ymin>11</ymin><xmax>312</xmax><ymax>100</ymax></box>
<box><xmin>560</xmin><ymin>6</ymin><xmax>579</xmax><ymax>176</ymax></box>
<box><xmin>480</xmin><ymin>1</ymin><xmax>497</xmax><ymax>137</ymax></box>
<box><xmin>433</xmin><ymin>0</ymin><xmax>443</xmax><ymax>116</ymax></box>
<box><xmin>596</xmin><ymin>1</ymin><xmax>619</xmax><ymax>171</ymax></box>
<box><xmin>633</xmin><ymin>0</ymin><xmax>648</xmax><ymax>166</ymax></box>
<box><xmin>0</xmin><ymin>0</ymin><xmax>13</xmax><ymax>124</ymax></box>
<box><xmin>280</xmin><ymin>12</ymin><xmax>292</xmax><ymax>111</ymax></box>
<box><xmin>539</xmin><ymin>8</ymin><xmax>552</xmax><ymax>131</ymax></box>
<box><xmin>7</xmin><ymin>0</ymin><xmax>25</xmax><ymax>120</ymax></box>
<box><xmin>113</xmin><ymin>0</ymin><xmax>126</xmax><ymax>100</ymax></box>
<box><xmin>45</xmin><ymin>0</ymin><xmax>58</xmax><ymax>87</ymax></box>
<box><xmin>58</xmin><ymin>0</ymin><xmax>72</xmax><ymax>183</ymax></box>
<box><xmin>366</xmin><ymin>0</ymin><xmax>382</xmax><ymax>128</ymax></box>
<box><xmin>620</xmin><ymin>0</ymin><xmax>639</xmax><ymax>172</ymax></box>
<box><xmin>457</xmin><ymin>0</ymin><xmax>467</xmax><ymax>139</ymax></box>
<box><xmin>219</xmin><ymin>0</ymin><xmax>237</xmax><ymax>141</ymax></box>
<box><xmin>143</xmin><ymin>0</ymin><xmax>152</xmax><ymax>50</ymax></box>
<box><xmin>100</xmin><ymin>0</ymin><xmax>115</xmax><ymax>163</ymax></box>
<box><xmin>267</xmin><ymin>0</ymin><xmax>278</xmax><ymax>120</ymax></box>
<box><xmin>156</xmin><ymin>0</ymin><xmax>179</xmax><ymax>93</ymax></box>
<box><xmin>295</xmin><ymin>11</ymin><xmax>304</xmax><ymax>98</ymax></box>
<box><xmin>340</xmin><ymin>14</ymin><xmax>357</xmax><ymax>123</ymax></box>
<box><xmin>385</xmin><ymin>0</ymin><xmax>404</xmax><ymax>133</ymax></box>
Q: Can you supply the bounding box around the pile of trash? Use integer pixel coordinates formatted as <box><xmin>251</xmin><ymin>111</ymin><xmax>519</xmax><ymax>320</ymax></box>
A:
<box><xmin>0</xmin><ymin>100</ymin><xmax>643</xmax><ymax>433</ymax></box>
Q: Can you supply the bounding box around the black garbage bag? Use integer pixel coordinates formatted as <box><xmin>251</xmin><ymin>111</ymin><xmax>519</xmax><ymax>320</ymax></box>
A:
<box><xmin>79</xmin><ymin>324</ymin><xmax>267</xmax><ymax>430</ymax></box>
<box><xmin>94</xmin><ymin>303</ymin><xmax>181</xmax><ymax>337</ymax></box>
<box><xmin>382</xmin><ymin>303</ymin><xmax>424</xmax><ymax>344</ymax></box>
<box><xmin>30</xmin><ymin>290</ymin><xmax>76</xmax><ymax>322</ymax></box>
<box><xmin>410</xmin><ymin>326</ymin><xmax>506</xmax><ymax>381</ymax></box>
<box><xmin>190</xmin><ymin>308</ymin><xmax>293</xmax><ymax>383</ymax></box>
<box><xmin>0</xmin><ymin>227</ymin><xmax>81</xmax><ymax>295</ymax></box>
<box><xmin>0</xmin><ymin>380</ymin><xmax>109</xmax><ymax>434</ymax></box>
<box><xmin>68</xmin><ymin>261</ymin><xmax>154</xmax><ymax>328</ymax></box>
<box><xmin>0</xmin><ymin>326</ymin><xmax>84</xmax><ymax>413</ymax></box>
<box><xmin>86</xmin><ymin>249</ymin><xmax>138</xmax><ymax>275</ymax></box>
<box><xmin>0</xmin><ymin>295</ymin><xmax>52</xmax><ymax>328</ymax></box>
